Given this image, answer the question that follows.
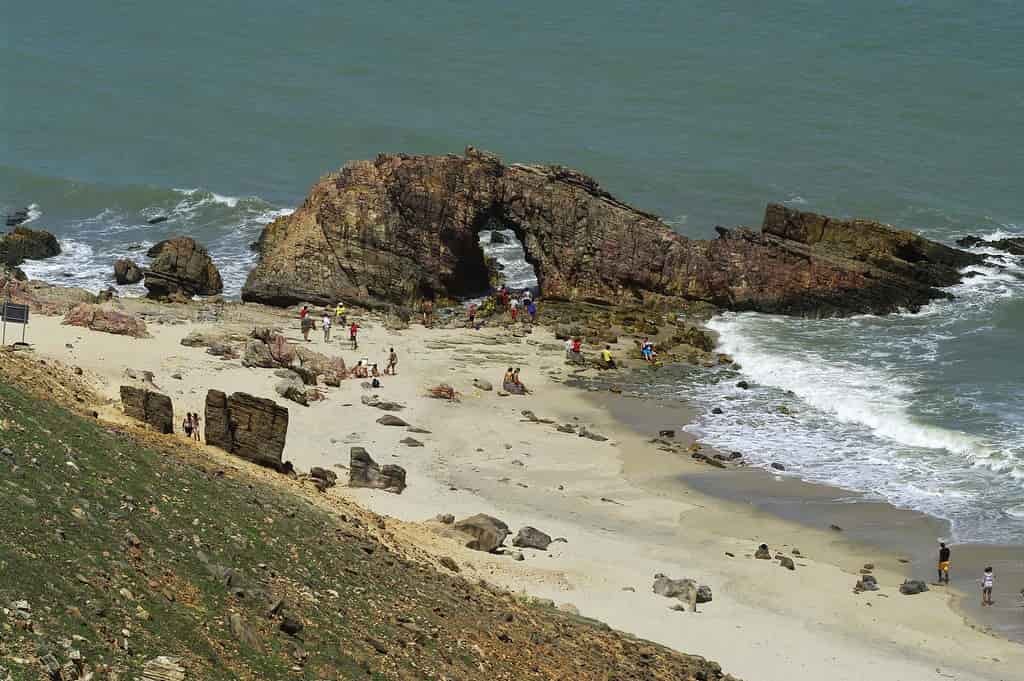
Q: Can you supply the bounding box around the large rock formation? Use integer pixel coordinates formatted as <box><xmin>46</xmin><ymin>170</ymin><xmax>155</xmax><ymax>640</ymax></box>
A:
<box><xmin>120</xmin><ymin>386</ymin><xmax>174</xmax><ymax>434</ymax></box>
<box><xmin>204</xmin><ymin>390</ymin><xmax>289</xmax><ymax>471</ymax></box>
<box><xmin>63</xmin><ymin>303</ymin><xmax>149</xmax><ymax>338</ymax></box>
<box><xmin>242</xmin><ymin>148</ymin><xmax>986</xmax><ymax>317</ymax></box>
<box><xmin>0</xmin><ymin>226</ymin><xmax>60</xmax><ymax>268</ymax></box>
<box><xmin>144</xmin><ymin>236</ymin><xmax>223</xmax><ymax>300</ymax></box>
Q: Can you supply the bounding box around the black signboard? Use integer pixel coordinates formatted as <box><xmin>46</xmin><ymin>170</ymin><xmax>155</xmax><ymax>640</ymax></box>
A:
<box><xmin>1</xmin><ymin>301</ymin><xmax>30</xmax><ymax>345</ymax></box>
<box><xmin>1</xmin><ymin>302</ymin><xmax>29</xmax><ymax>324</ymax></box>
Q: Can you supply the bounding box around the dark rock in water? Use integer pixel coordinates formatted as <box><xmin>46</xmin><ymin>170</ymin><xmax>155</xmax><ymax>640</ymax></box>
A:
<box><xmin>957</xmin><ymin>235</ymin><xmax>1024</xmax><ymax>256</ymax></box>
<box><xmin>488</xmin><ymin>230</ymin><xmax>510</xmax><ymax>245</ymax></box>
<box><xmin>770</xmin><ymin>462</ymin><xmax>786</xmax><ymax>471</ymax></box>
<box><xmin>348</xmin><ymin>447</ymin><xmax>406</xmax><ymax>493</ymax></box>
<box><xmin>728</xmin><ymin>451</ymin><xmax>743</xmax><ymax>460</ymax></box>
<box><xmin>736</xmin><ymin>380</ymin><xmax>750</xmax><ymax>390</ymax></box>
<box><xmin>829</xmin><ymin>524</ymin><xmax>843</xmax><ymax>532</ymax></box>
<box><xmin>241</xmin><ymin>148</ymin><xmax>986</xmax><ymax>316</ymax></box>
<box><xmin>144</xmin><ymin>236</ymin><xmax>223</xmax><ymax>300</ymax></box>
<box><xmin>114</xmin><ymin>258</ymin><xmax>143</xmax><ymax>285</ymax></box>
<box><xmin>5</xmin><ymin>208</ymin><xmax>29</xmax><ymax>227</ymax></box>
<box><xmin>512</xmin><ymin>526</ymin><xmax>552</xmax><ymax>550</ymax></box>
<box><xmin>205</xmin><ymin>390</ymin><xmax>289</xmax><ymax>472</ymax></box>
<box><xmin>658</xmin><ymin>429</ymin><xmax>675</xmax><ymax>438</ymax></box>
<box><xmin>120</xmin><ymin>385</ymin><xmax>174</xmax><ymax>434</ymax></box>
<box><xmin>899</xmin><ymin>579</ymin><xmax>929</xmax><ymax>595</ymax></box>
<box><xmin>0</xmin><ymin>226</ymin><xmax>61</xmax><ymax>267</ymax></box>
<box><xmin>452</xmin><ymin>514</ymin><xmax>509</xmax><ymax>552</ymax></box>
<box><xmin>711</xmin><ymin>407</ymin><xmax>723</xmax><ymax>415</ymax></box>
<box><xmin>147</xmin><ymin>215</ymin><xmax>169</xmax><ymax>225</ymax></box>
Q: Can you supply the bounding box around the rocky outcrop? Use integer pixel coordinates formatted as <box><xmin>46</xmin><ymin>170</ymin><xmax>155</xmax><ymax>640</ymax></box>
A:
<box><xmin>144</xmin><ymin>236</ymin><xmax>223</xmax><ymax>300</ymax></box>
<box><xmin>452</xmin><ymin>514</ymin><xmax>509</xmax><ymax>552</ymax></box>
<box><xmin>120</xmin><ymin>386</ymin><xmax>174</xmax><ymax>434</ymax></box>
<box><xmin>63</xmin><ymin>303</ymin><xmax>149</xmax><ymax>338</ymax></box>
<box><xmin>957</xmin><ymin>235</ymin><xmax>1024</xmax><ymax>256</ymax></box>
<box><xmin>243</xmin><ymin>148</ymin><xmax>986</xmax><ymax>317</ymax></box>
<box><xmin>348</xmin><ymin>447</ymin><xmax>406</xmax><ymax>493</ymax></box>
<box><xmin>113</xmin><ymin>258</ymin><xmax>143</xmax><ymax>285</ymax></box>
<box><xmin>0</xmin><ymin>226</ymin><xmax>60</xmax><ymax>267</ymax></box>
<box><xmin>512</xmin><ymin>526</ymin><xmax>552</xmax><ymax>550</ymax></box>
<box><xmin>204</xmin><ymin>390</ymin><xmax>289</xmax><ymax>471</ymax></box>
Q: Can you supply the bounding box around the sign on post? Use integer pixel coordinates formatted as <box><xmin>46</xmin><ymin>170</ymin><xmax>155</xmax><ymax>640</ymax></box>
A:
<box><xmin>1</xmin><ymin>301</ymin><xmax>30</xmax><ymax>345</ymax></box>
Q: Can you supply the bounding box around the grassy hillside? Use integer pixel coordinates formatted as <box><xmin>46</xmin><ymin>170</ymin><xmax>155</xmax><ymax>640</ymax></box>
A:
<box><xmin>0</xmin><ymin>353</ymin><xmax>734</xmax><ymax>680</ymax></box>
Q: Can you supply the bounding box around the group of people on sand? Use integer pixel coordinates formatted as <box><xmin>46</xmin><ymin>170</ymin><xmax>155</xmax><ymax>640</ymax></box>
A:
<box><xmin>502</xmin><ymin>367</ymin><xmax>530</xmax><ymax>395</ymax></box>
<box><xmin>298</xmin><ymin>304</ymin><xmax>359</xmax><ymax>348</ymax></box>
<box><xmin>935</xmin><ymin>542</ymin><xmax>1000</xmax><ymax>607</ymax></box>
<box><xmin>182</xmin><ymin>412</ymin><xmax>201</xmax><ymax>441</ymax></box>
<box><xmin>498</xmin><ymin>286</ymin><xmax>538</xmax><ymax>324</ymax></box>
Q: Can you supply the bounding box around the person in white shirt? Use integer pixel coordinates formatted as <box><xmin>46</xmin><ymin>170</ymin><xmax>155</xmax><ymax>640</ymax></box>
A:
<box><xmin>321</xmin><ymin>313</ymin><xmax>332</xmax><ymax>342</ymax></box>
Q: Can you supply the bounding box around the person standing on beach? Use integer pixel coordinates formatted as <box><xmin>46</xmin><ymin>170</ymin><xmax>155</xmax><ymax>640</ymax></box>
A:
<box><xmin>938</xmin><ymin>542</ymin><xmax>951</xmax><ymax>584</ymax></box>
<box><xmin>349</xmin><ymin>321</ymin><xmax>359</xmax><ymax>350</ymax></box>
<box><xmin>301</xmin><ymin>314</ymin><xmax>314</xmax><ymax>342</ymax></box>
<box><xmin>300</xmin><ymin>305</ymin><xmax>309</xmax><ymax>320</ymax></box>
<box><xmin>467</xmin><ymin>302</ymin><xmax>477</xmax><ymax>328</ymax></box>
<box><xmin>421</xmin><ymin>299</ymin><xmax>433</xmax><ymax>327</ymax></box>
<box><xmin>526</xmin><ymin>298</ymin><xmax>537</xmax><ymax>324</ymax></box>
<box><xmin>385</xmin><ymin>347</ymin><xmax>398</xmax><ymax>375</ymax></box>
<box><xmin>601</xmin><ymin>345</ymin><xmax>615</xmax><ymax>369</ymax></box>
<box><xmin>509</xmin><ymin>296</ymin><xmax>519</xmax><ymax>322</ymax></box>
<box><xmin>183</xmin><ymin>413</ymin><xmax>193</xmax><ymax>438</ymax></box>
<box><xmin>335</xmin><ymin>301</ymin><xmax>347</xmax><ymax>326</ymax></box>
<box><xmin>192</xmin><ymin>412</ymin><xmax>201</xmax><ymax>441</ymax></box>
<box><xmin>322</xmin><ymin>312</ymin><xmax>332</xmax><ymax>342</ymax></box>
<box><xmin>981</xmin><ymin>566</ymin><xmax>995</xmax><ymax>606</ymax></box>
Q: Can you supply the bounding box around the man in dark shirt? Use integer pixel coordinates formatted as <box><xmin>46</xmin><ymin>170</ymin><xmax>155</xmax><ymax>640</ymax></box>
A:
<box><xmin>938</xmin><ymin>542</ymin><xmax>951</xmax><ymax>584</ymax></box>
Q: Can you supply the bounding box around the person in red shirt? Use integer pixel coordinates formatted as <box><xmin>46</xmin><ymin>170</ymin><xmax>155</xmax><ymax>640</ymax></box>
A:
<box><xmin>299</xmin><ymin>305</ymin><xmax>309</xmax><ymax>319</ymax></box>
<box><xmin>349</xmin><ymin>321</ymin><xmax>359</xmax><ymax>350</ymax></box>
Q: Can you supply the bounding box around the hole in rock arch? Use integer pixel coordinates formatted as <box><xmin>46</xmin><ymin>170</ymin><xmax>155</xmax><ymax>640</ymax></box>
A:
<box><xmin>477</xmin><ymin>218</ymin><xmax>539</xmax><ymax>297</ymax></box>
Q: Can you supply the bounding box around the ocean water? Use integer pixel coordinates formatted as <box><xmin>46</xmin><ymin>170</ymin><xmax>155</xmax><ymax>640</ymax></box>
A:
<box><xmin>2</xmin><ymin>2</ymin><xmax>1022</xmax><ymax>541</ymax></box>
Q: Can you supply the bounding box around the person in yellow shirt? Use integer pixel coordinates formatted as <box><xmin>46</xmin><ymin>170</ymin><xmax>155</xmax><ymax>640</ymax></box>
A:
<box><xmin>600</xmin><ymin>345</ymin><xmax>615</xmax><ymax>369</ymax></box>
<box><xmin>334</xmin><ymin>302</ymin><xmax>347</xmax><ymax>326</ymax></box>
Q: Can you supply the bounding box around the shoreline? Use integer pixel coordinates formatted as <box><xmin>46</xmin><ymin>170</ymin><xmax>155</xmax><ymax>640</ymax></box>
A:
<box><xmin>15</xmin><ymin>300</ymin><xmax>1024</xmax><ymax>681</ymax></box>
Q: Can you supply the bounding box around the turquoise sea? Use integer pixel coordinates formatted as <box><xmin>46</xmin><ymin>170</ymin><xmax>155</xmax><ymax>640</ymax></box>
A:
<box><xmin>3</xmin><ymin>1</ymin><xmax>1022</xmax><ymax>541</ymax></box>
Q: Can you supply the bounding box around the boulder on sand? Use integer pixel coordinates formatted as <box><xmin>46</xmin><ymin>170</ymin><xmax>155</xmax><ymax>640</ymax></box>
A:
<box><xmin>653</xmin><ymin>574</ymin><xmax>711</xmax><ymax>612</ymax></box>
<box><xmin>452</xmin><ymin>514</ymin><xmax>509</xmax><ymax>553</ymax></box>
<box><xmin>63</xmin><ymin>303</ymin><xmax>148</xmax><ymax>338</ymax></box>
<box><xmin>113</xmin><ymin>258</ymin><xmax>143</xmax><ymax>285</ymax></box>
<box><xmin>120</xmin><ymin>385</ymin><xmax>174</xmax><ymax>434</ymax></box>
<box><xmin>348</xmin><ymin>447</ymin><xmax>406</xmax><ymax>494</ymax></box>
<box><xmin>899</xmin><ymin>579</ymin><xmax>929</xmax><ymax>595</ymax></box>
<box><xmin>204</xmin><ymin>390</ymin><xmax>289</xmax><ymax>471</ymax></box>
<box><xmin>143</xmin><ymin>236</ymin><xmax>223</xmax><ymax>300</ymax></box>
<box><xmin>512</xmin><ymin>526</ymin><xmax>552</xmax><ymax>550</ymax></box>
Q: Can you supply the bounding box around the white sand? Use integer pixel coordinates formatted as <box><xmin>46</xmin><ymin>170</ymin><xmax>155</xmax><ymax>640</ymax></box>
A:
<box><xmin>28</xmin><ymin>308</ymin><xmax>1024</xmax><ymax>681</ymax></box>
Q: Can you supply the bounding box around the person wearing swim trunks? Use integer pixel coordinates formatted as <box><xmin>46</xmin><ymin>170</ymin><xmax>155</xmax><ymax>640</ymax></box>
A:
<box><xmin>937</xmin><ymin>542</ymin><xmax>951</xmax><ymax>584</ymax></box>
<box><xmin>981</xmin><ymin>566</ymin><xmax>994</xmax><ymax>606</ymax></box>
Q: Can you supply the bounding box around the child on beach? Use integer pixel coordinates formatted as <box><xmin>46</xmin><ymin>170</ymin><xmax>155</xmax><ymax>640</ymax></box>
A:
<box><xmin>937</xmin><ymin>542</ymin><xmax>951</xmax><ymax>584</ymax></box>
<box><xmin>322</xmin><ymin>313</ymin><xmax>331</xmax><ymax>342</ymax></box>
<box><xmin>349</xmin><ymin>321</ymin><xmax>359</xmax><ymax>350</ymax></box>
<box><xmin>981</xmin><ymin>567</ymin><xmax>994</xmax><ymax>606</ymax></box>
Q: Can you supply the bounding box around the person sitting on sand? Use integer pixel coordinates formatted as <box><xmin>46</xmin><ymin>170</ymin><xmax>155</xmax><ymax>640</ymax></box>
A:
<box><xmin>938</xmin><ymin>542</ymin><xmax>951</xmax><ymax>584</ymax></box>
<box><xmin>601</xmin><ymin>345</ymin><xmax>616</xmax><ymax>369</ymax></box>
<box><xmin>981</xmin><ymin>567</ymin><xmax>995</xmax><ymax>606</ymax></box>
<box><xmin>502</xmin><ymin>367</ymin><xmax>515</xmax><ymax>392</ymax></box>
<box><xmin>385</xmin><ymin>347</ymin><xmax>398</xmax><ymax>375</ymax></box>
<box><xmin>510</xmin><ymin>367</ymin><xmax>530</xmax><ymax>394</ymax></box>
<box><xmin>371</xmin><ymin>363</ymin><xmax>380</xmax><ymax>377</ymax></box>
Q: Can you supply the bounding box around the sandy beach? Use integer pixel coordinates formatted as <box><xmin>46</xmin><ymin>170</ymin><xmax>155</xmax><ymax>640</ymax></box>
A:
<box><xmin>22</xmin><ymin>301</ymin><xmax>1024</xmax><ymax>681</ymax></box>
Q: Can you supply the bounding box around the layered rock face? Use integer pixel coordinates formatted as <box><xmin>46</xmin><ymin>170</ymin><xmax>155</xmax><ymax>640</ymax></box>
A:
<box><xmin>243</xmin><ymin>148</ymin><xmax>985</xmax><ymax>317</ymax></box>
<box><xmin>113</xmin><ymin>258</ymin><xmax>143</xmax><ymax>285</ymax></box>
<box><xmin>120</xmin><ymin>386</ymin><xmax>173</xmax><ymax>434</ymax></box>
<box><xmin>144</xmin><ymin>237</ymin><xmax>223</xmax><ymax>300</ymax></box>
<box><xmin>204</xmin><ymin>390</ymin><xmax>289</xmax><ymax>471</ymax></box>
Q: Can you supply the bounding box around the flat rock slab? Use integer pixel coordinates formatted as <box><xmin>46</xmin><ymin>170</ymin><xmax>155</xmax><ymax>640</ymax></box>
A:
<box><xmin>376</xmin><ymin>415</ymin><xmax>409</xmax><ymax>427</ymax></box>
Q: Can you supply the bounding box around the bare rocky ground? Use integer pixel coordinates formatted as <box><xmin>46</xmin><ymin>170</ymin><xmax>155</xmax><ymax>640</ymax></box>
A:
<box><xmin>0</xmin><ymin>348</ymin><xmax>736</xmax><ymax>681</ymax></box>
